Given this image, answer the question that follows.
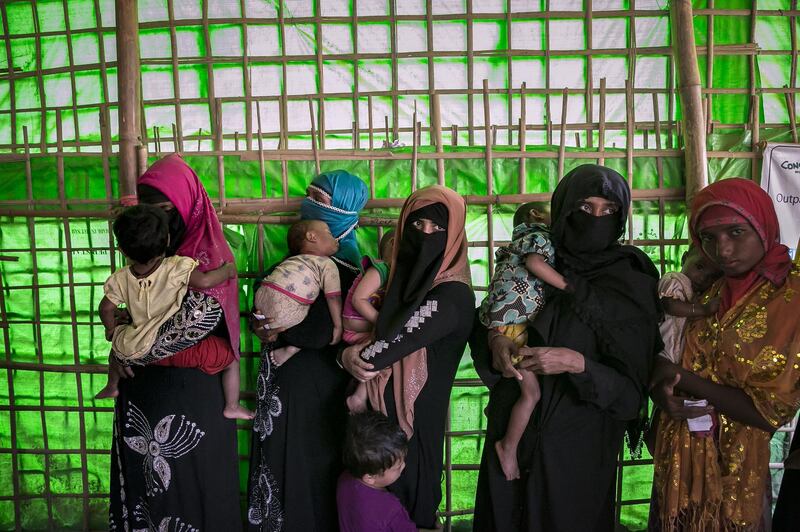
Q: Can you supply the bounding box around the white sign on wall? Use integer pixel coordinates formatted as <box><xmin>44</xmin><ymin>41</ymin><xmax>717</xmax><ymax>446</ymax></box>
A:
<box><xmin>760</xmin><ymin>143</ymin><xmax>800</xmax><ymax>258</ymax></box>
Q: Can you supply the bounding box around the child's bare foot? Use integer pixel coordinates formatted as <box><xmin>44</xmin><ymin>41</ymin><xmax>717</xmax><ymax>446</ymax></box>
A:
<box><xmin>271</xmin><ymin>345</ymin><xmax>300</xmax><ymax>367</ymax></box>
<box><xmin>495</xmin><ymin>440</ymin><xmax>520</xmax><ymax>481</ymax></box>
<box><xmin>95</xmin><ymin>385</ymin><xmax>119</xmax><ymax>399</ymax></box>
<box><xmin>223</xmin><ymin>403</ymin><xmax>254</xmax><ymax>420</ymax></box>
<box><xmin>346</xmin><ymin>393</ymin><xmax>368</xmax><ymax>414</ymax></box>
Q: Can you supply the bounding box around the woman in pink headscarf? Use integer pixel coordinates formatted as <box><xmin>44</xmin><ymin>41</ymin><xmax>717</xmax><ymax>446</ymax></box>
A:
<box><xmin>108</xmin><ymin>154</ymin><xmax>242</xmax><ymax>530</ymax></box>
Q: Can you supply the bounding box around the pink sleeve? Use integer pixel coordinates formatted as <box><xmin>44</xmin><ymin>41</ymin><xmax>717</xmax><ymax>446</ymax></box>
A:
<box><xmin>657</xmin><ymin>272</ymin><xmax>690</xmax><ymax>301</ymax></box>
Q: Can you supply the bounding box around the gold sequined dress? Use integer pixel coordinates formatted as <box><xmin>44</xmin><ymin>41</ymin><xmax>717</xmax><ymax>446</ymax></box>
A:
<box><xmin>653</xmin><ymin>264</ymin><xmax>800</xmax><ymax>530</ymax></box>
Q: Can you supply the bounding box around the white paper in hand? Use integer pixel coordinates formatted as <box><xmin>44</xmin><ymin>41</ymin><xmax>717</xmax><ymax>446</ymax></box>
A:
<box><xmin>684</xmin><ymin>399</ymin><xmax>713</xmax><ymax>432</ymax></box>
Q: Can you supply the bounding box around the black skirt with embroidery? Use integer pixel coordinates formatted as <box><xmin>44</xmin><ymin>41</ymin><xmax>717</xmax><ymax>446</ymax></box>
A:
<box><xmin>109</xmin><ymin>294</ymin><xmax>242</xmax><ymax>531</ymax></box>
<box><xmin>246</xmin><ymin>262</ymin><xmax>358</xmax><ymax>532</ymax></box>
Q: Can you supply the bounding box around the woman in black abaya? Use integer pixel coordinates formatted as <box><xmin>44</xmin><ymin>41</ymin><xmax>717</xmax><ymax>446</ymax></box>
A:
<box><xmin>472</xmin><ymin>164</ymin><xmax>662</xmax><ymax>531</ymax></box>
<box><xmin>341</xmin><ymin>186</ymin><xmax>474</xmax><ymax>529</ymax></box>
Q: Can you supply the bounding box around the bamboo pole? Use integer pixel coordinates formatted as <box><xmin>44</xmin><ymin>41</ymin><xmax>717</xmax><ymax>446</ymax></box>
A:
<box><xmin>518</xmin><ymin>82</ymin><xmax>527</xmax><ymax>194</ymax></box>
<box><xmin>115</xmin><ymin>0</ymin><xmax>142</xmax><ymax>202</ymax></box>
<box><xmin>671</xmin><ymin>0</ymin><xmax>709</xmax><ymax>202</ymax></box>
<box><xmin>411</xmin><ymin>118</ymin><xmax>419</xmax><ymax>191</ymax></box>
<box><xmin>0</xmin><ymin>188</ymin><xmax>686</xmax><ymax>220</ymax></box>
<box><xmin>431</xmin><ymin>92</ymin><xmax>446</xmax><ymax>185</ymax></box>
<box><xmin>557</xmin><ymin>88</ymin><xmax>568</xmax><ymax>178</ymax></box>
<box><xmin>599</xmin><ymin>78</ymin><xmax>607</xmax><ymax>166</ymax></box>
<box><xmin>309</xmin><ymin>99</ymin><xmax>321</xmax><ymax>174</ymax></box>
<box><xmin>483</xmin><ymin>79</ymin><xmax>495</xmax><ymax>277</ymax></box>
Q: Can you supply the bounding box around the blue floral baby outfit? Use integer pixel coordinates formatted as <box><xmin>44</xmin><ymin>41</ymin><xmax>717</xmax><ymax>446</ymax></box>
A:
<box><xmin>479</xmin><ymin>223</ymin><xmax>555</xmax><ymax>328</ymax></box>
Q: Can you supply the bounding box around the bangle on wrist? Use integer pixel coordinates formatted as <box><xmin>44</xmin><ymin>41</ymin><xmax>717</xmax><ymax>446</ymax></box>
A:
<box><xmin>335</xmin><ymin>349</ymin><xmax>344</xmax><ymax>369</ymax></box>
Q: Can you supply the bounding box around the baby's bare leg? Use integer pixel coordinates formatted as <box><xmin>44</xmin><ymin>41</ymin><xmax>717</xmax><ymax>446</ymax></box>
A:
<box><xmin>346</xmin><ymin>382</ymin><xmax>369</xmax><ymax>413</ymax></box>
<box><xmin>495</xmin><ymin>370</ymin><xmax>541</xmax><ymax>481</ymax></box>
<box><xmin>222</xmin><ymin>360</ymin><xmax>254</xmax><ymax>420</ymax></box>
<box><xmin>95</xmin><ymin>364</ymin><xmax>121</xmax><ymax>399</ymax></box>
<box><xmin>271</xmin><ymin>345</ymin><xmax>301</xmax><ymax>367</ymax></box>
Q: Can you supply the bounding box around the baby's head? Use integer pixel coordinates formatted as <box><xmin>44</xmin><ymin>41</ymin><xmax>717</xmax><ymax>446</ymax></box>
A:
<box><xmin>513</xmin><ymin>201</ymin><xmax>551</xmax><ymax>227</ymax></box>
<box><xmin>681</xmin><ymin>246</ymin><xmax>722</xmax><ymax>294</ymax></box>
<box><xmin>287</xmin><ymin>220</ymin><xmax>339</xmax><ymax>257</ymax></box>
<box><xmin>342</xmin><ymin>411</ymin><xmax>407</xmax><ymax>489</ymax></box>
<box><xmin>113</xmin><ymin>204</ymin><xmax>170</xmax><ymax>266</ymax></box>
<box><xmin>378</xmin><ymin>229</ymin><xmax>396</xmax><ymax>264</ymax></box>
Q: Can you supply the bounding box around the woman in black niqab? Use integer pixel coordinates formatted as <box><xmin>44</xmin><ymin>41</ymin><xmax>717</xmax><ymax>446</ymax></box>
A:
<box><xmin>472</xmin><ymin>164</ymin><xmax>662</xmax><ymax>531</ymax></box>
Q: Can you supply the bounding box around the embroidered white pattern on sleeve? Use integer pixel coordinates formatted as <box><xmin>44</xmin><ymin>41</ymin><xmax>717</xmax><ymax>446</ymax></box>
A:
<box><xmin>360</xmin><ymin>299</ymin><xmax>439</xmax><ymax>360</ymax></box>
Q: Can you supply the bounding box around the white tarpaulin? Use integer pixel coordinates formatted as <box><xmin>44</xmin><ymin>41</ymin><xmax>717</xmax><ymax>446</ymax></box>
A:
<box><xmin>760</xmin><ymin>143</ymin><xmax>800</xmax><ymax>258</ymax></box>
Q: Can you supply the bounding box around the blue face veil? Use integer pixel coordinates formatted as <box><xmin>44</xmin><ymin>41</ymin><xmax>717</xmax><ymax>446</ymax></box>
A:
<box><xmin>300</xmin><ymin>170</ymin><xmax>369</xmax><ymax>267</ymax></box>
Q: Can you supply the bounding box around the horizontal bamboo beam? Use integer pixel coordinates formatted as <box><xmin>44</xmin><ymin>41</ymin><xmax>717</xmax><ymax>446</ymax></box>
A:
<box><xmin>0</xmin><ymin>188</ymin><xmax>684</xmax><ymax>220</ymax></box>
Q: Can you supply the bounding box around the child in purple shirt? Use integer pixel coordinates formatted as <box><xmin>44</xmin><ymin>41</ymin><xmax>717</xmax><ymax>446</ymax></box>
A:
<box><xmin>337</xmin><ymin>411</ymin><xmax>417</xmax><ymax>532</ymax></box>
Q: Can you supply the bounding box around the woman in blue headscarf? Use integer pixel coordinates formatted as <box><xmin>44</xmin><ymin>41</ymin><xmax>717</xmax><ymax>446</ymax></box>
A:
<box><xmin>246</xmin><ymin>170</ymin><xmax>368</xmax><ymax>532</ymax></box>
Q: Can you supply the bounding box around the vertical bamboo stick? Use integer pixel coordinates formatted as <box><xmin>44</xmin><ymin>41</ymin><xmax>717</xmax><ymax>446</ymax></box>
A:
<box><xmin>792</xmin><ymin>1</ymin><xmax>799</xmax><ymax>99</ymax></box>
<box><xmin>166</xmin><ymin>0</ymin><xmax>184</xmax><ymax>154</ymax></box>
<box><xmin>653</xmin><ymin>93</ymin><xmax>665</xmax><ymax>189</ymax></box>
<box><xmin>483</xmin><ymin>79</ymin><xmax>495</xmax><ymax>277</ymax></box>
<box><xmin>585</xmin><ymin>0</ymin><xmax>594</xmax><ymax>148</ymax></box>
<box><xmin>668</xmin><ymin>56</ymin><xmax>676</xmax><ymax>149</ymax></box>
<box><xmin>27</xmin><ymin>214</ymin><xmax>53</xmax><ymax>526</ymax></box>
<box><xmin>154</xmin><ymin>126</ymin><xmax>161</xmax><ymax>156</ymax></box>
<box><xmin>706</xmin><ymin>0</ymin><xmax>715</xmax><ymax>136</ymax></box>
<box><xmin>255</xmin><ymin>100</ymin><xmax>267</xmax><ymax>272</ymax></box>
<box><xmin>431</xmin><ymin>92</ymin><xmax>445</xmax><ymax>186</ymax></box>
<box><xmin>23</xmin><ymin>127</ymin><xmax>32</xmax><ymax>205</ymax></box>
<box><xmin>60</xmin><ymin>214</ymin><xmax>91</xmax><ymax>530</ymax></box>
<box><xmin>671</xmin><ymin>0</ymin><xmax>709</xmax><ymax>202</ymax></box>
<box><xmin>368</xmin><ymin>96</ymin><xmax>376</xmax><ymax>200</ymax></box>
<box><xmin>309</xmin><ymin>99</ymin><xmax>321</xmax><ymax>175</ymax></box>
<box><xmin>215</xmin><ymin>99</ymin><xmax>226</xmax><ymax>209</ymax></box>
<box><xmin>625</xmin><ymin>79</ymin><xmax>635</xmax><ymax>245</ymax></box>
<box><xmin>56</xmin><ymin>110</ymin><xmax>65</xmax><ymax>209</ymax></box>
<box><xmin>0</xmin><ymin>230</ymin><xmax>20</xmax><ymax>530</ymax></box>
<box><xmin>751</xmin><ymin>94</ymin><xmax>761</xmax><ymax>182</ymax></box>
<box><xmin>785</xmin><ymin>90</ymin><xmax>798</xmax><ymax>143</ymax></box>
<box><xmin>599</xmin><ymin>78</ymin><xmax>606</xmax><ymax>166</ymax></box>
<box><xmin>466</xmin><ymin>0</ymin><xmax>475</xmax><ymax>145</ymax></box>
<box><xmin>172</xmin><ymin>123</ymin><xmax>181</xmax><ymax>154</ymax></box>
<box><xmin>115</xmin><ymin>0</ymin><xmax>141</xmax><ymax>202</ymax></box>
<box><xmin>557</xmin><ymin>88</ymin><xmax>568</xmax><ymax>178</ymax></box>
<box><xmin>518</xmin><ymin>82</ymin><xmax>527</xmax><ymax>194</ymax></box>
<box><xmin>255</xmin><ymin>101</ymin><xmax>267</xmax><ymax>198</ymax></box>
<box><xmin>411</xmin><ymin>114</ymin><xmax>418</xmax><ymax>191</ymax></box>
<box><xmin>750</xmin><ymin>0</ymin><xmax>760</xmax><ymax>183</ymax></box>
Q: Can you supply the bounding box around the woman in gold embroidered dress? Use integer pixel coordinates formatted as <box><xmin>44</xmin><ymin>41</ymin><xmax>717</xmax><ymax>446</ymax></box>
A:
<box><xmin>650</xmin><ymin>178</ymin><xmax>800</xmax><ymax>530</ymax></box>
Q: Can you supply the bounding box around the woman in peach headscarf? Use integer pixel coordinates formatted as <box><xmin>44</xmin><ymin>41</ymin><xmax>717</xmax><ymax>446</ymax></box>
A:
<box><xmin>341</xmin><ymin>185</ymin><xmax>474</xmax><ymax>529</ymax></box>
<box><xmin>650</xmin><ymin>178</ymin><xmax>800</xmax><ymax>531</ymax></box>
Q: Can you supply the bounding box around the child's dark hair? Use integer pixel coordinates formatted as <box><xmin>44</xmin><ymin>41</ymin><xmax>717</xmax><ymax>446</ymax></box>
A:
<box><xmin>287</xmin><ymin>220</ymin><xmax>316</xmax><ymax>255</ymax></box>
<box><xmin>514</xmin><ymin>201</ymin><xmax>551</xmax><ymax>227</ymax></box>
<box><xmin>342</xmin><ymin>411</ymin><xmax>408</xmax><ymax>478</ymax></box>
<box><xmin>113</xmin><ymin>205</ymin><xmax>169</xmax><ymax>264</ymax></box>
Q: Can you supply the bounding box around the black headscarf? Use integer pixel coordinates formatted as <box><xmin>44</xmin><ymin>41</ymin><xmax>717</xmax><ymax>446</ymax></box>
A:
<box><xmin>547</xmin><ymin>164</ymin><xmax>662</xmax><ymax>455</ymax></box>
<box><xmin>137</xmin><ymin>184</ymin><xmax>186</xmax><ymax>257</ymax></box>
<box><xmin>375</xmin><ymin>203</ymin><xmax>448</xmax><ymax>340</ymax></box>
